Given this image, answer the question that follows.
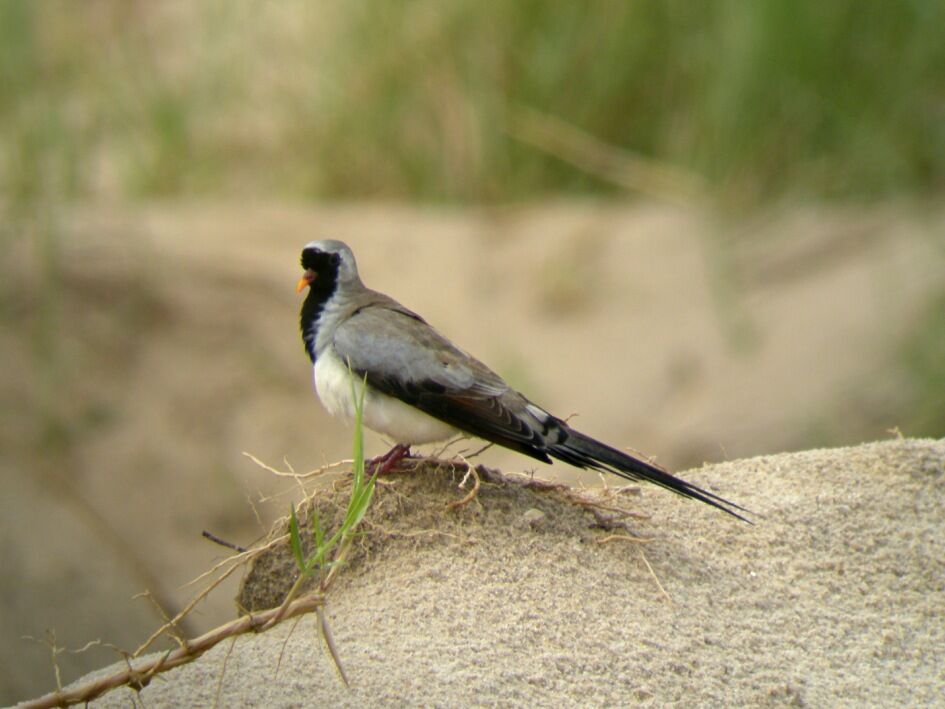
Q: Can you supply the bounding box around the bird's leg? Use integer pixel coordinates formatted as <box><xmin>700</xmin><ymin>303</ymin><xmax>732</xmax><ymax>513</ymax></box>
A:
<box><xmin>367</xmin><ymin>443</ymin><xmax>411</xmax><ymax>476</ymax></box>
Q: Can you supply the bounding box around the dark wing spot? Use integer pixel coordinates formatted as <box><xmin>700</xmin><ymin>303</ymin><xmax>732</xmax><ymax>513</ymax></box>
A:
<box><xmin>422</xmin><ymin>380</ymin><xmax>447</xmax><ymax>395</ymax></box>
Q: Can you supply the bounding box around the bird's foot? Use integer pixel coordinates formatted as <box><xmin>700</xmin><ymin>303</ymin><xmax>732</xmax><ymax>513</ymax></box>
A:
<box><xmin>367</xmin><ymin>443</ymin><xmax>411</xmax><ymax>476</ymax></box>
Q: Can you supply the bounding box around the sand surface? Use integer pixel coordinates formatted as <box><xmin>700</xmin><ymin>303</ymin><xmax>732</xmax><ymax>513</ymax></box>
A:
<box><xmin>54</xmin><ymin>438</ymin><xmax>944</xmax><ymax>708</ymax></box>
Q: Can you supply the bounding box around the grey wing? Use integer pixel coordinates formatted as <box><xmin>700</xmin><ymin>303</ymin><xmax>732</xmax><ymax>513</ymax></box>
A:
<box><xmin>332</xmin><ymin>304</ymin><xmax>557</xmax><ymax>461</ymax></box>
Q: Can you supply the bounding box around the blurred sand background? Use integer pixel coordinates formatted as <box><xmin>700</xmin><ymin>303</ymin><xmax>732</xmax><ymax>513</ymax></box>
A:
<box><xmin>2</xmin><ymin>3</ymin><xmax>945</xmax><ymax>704</ymax></box>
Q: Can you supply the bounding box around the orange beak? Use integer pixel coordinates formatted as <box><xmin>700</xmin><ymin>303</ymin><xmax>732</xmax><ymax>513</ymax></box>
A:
<box><xmin>296</xmin><ymin>270</ymin><xmax>316</xmax><ymax>293</ymax></box>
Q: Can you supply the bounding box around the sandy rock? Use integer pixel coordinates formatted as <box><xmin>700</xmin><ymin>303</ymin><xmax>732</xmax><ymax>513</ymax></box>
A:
<box><xmin>53</xmin><ymin>439</ymin><xmax>944</xmax><ymax>708</ymax></box>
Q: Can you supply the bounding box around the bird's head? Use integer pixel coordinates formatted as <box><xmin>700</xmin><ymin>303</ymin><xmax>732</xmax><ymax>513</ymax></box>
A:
<box><xmin>296</xmin><ymin>240</ymin><xmax>361</xmax><ymax>294</ymax></box>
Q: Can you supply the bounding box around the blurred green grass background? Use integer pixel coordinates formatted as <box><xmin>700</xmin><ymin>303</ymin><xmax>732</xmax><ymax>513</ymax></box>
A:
<box><xmin>2</xmin><ymin>0</ymin><xmax>944</xmax><ymax>205</ymax></box>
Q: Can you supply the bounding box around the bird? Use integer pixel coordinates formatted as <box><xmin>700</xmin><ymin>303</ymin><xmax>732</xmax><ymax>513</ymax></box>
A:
<box><xmin>297</xmin><ymin>240</ymin><xmax>749</xmax><ymax>522</ymax></box>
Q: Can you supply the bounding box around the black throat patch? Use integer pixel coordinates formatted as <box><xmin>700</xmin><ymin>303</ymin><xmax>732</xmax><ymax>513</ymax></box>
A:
<box><xmin>299</xmin><ymin>249</ymin><xmax>341</xmax><ymax>363</ymax></box>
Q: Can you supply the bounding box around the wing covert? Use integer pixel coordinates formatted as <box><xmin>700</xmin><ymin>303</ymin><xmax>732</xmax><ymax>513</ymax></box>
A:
<box><xmin>332</xmin><ymin>305</ymin><xmax>554</xmax><ymax>460</ymax></box>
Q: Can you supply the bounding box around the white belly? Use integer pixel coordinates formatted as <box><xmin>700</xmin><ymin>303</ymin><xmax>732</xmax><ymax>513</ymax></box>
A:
<box><xmin>313</xmin><ymin>350</ymin><xmax>457</xmax><ymax>445</ymax></box>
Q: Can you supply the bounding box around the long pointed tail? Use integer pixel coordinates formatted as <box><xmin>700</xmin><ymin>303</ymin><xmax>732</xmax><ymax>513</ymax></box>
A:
<box><xmin>550</xmin><ymin>429</ymin><xmax>752</xmax><ymax>523</ymax></box>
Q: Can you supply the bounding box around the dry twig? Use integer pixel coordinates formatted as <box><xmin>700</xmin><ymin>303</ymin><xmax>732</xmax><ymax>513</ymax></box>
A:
<box><xmin>445</xmin><ymin>455</ymin><xmax>482</xmax><ymax>511</ymax></box>
<box><xmin>202</xmin><ymin>530</ymin><xmax>247</xmax><ymax>553</ymax></box>
<box><xmin>317</xmin><ymin>606</ymin><xmax>349</xmax><ymax>687</ymax></box>
<box><xmin>640</xmin><ymin>550</ymin><xmax>673</xmax><ymax>605</ymax></box>
<box><xmin>22</xmin><ymin>591</ymin><xmax>326</xmax><ymax>709</ymax></box>
<box><xmin>596</xmin><ymin>534</ymin><xmax>652</xmax><ymax>545</ymax></box>
<box><xmin>214</xmin><ymin>637</ymin><xmax>237</xmax><ymax>709</ymax></box>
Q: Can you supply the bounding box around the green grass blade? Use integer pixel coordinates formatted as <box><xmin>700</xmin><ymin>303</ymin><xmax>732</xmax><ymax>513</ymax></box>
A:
<box><xmin>288</xmin><ymin>505</ymin><xmax>305</xmax><ymax>571</ymax></box>
<box><xmin>312</xmin><ymin>506</ymin><xmax>325</xmax><ymax>552</ymax></box>
<box><xmin>288</xmin><ymin>363</ymin><xmax>378</xmax><ymax>579</ymax></box>
<box><xmin>346</xmin><ymin>479</ymin><xmax>377</xmax><ymax>529</ymax></box>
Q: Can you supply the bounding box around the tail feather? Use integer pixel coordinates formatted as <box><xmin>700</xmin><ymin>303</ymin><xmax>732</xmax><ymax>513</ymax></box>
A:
<box><xmin>551</xmin><ymin>429</ymin><xmax>752</xmax><ymax>523</ymax></box>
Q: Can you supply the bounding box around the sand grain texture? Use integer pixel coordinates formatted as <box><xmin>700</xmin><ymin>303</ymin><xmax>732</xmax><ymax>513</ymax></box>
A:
<box><xmin>69</xmin><ymin>439</ymin><xmax>944</xmax><ymax>707</ymax></box>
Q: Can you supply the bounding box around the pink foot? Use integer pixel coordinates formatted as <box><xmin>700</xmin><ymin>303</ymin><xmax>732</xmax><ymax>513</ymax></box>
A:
<box><xmin>367</xmin><ymin>443</ymin><xmax>411</xmax><ymax>476</ymax></box>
